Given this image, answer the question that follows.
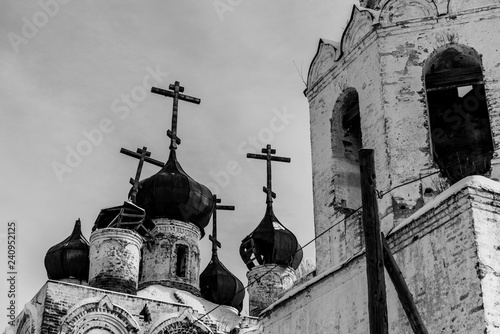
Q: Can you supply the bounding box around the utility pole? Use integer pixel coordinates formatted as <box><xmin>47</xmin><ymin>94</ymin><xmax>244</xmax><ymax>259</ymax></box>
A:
<box><xmin>359</xmin><ymin>149</ymin><xmax>388</xmax><ymax>334</ymax></box>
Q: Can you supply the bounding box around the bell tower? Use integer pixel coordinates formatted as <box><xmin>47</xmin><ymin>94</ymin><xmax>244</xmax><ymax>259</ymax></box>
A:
<box><xmin>306</xmin><ymin>1</ymin><xmax>500</xmax><ymax>274</ymax></box>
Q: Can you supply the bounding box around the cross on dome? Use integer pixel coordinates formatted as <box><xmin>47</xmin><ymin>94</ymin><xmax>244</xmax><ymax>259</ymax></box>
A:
<box><xmin>209</xmin><ymin>194</ymin><xmax>235</xmax><ymax>258</ymax></box>
<box><xmin>151</xmin><ymin>81</ymin><xmax>201</xmax><ymax>151</ymax></box>
<box><xmin>247</xmin><ymin>144</ymin><xmax>291</xmax><ymax>205</ymax></box>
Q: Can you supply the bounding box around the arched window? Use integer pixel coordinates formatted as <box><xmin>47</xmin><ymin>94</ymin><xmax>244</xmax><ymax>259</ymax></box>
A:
<box><xmin>331</xmin><ymin>88</ymin><xmax>362</xmax><ymax>211</ymax></box>
<box><xmin>425</xmin><ymin>44</ymin><xmax>493</xmax><ymax>184</ymax></box>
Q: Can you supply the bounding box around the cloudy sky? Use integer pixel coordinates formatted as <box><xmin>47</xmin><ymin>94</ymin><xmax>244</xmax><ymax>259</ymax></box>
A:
<box><xmin>0</xmin><ymin>0</ymin><xmax>357</xmax><ymax>325</ymax></box>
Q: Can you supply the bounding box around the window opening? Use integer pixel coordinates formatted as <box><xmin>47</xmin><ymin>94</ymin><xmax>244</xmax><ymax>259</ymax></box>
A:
<box><xmin>175</xmin><ymin>244</ymin><xmax>188</xmax><ymax>277</ymax></box>
<box><xmin>426</xmin><ymin>46</ymin><xmax>493</xmax><ymax>184</ymax></box>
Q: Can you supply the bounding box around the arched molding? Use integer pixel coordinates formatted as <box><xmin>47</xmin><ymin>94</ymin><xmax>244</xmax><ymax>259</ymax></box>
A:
<box><xmin>15</xmin><ymin>303</ymin><xmax>37</xmax><ymax>334</ymax></box>
<box><xmin>59</xmin><ymin>295</ymin><xmax>139</xmax><ymax>334</ymax></box>
<box><xmin>379</xmin><ymin>0</ymin><xmax>438</xmax><ymax>24</ymax></box>
<box><xmin>149</xmin><ymin>308</ymin><xmax>212</xmax><ymax>334</ymax></box>
<box><xmin>423</xmin><ymin>43</ymin><xmax>483</xmax><ymax>75</ymax></box>
<box><xmin>307</xmin><ymin>39</ymin><xmax>341</xmax><ymax>88</ymax></box>
<box><xmin>448</xmin><ymin>0</ymin><xmax>500</xmax><ymax>14</ymax></box>
<box><xmin>341</xmin><ymin>6</ymin><xmax>376</xmax><ymax>56</ymax></box>
<box><xmin>434</xmin><ymin>0</ymin><xmax>450</xmax><ymax>14</ymax></box>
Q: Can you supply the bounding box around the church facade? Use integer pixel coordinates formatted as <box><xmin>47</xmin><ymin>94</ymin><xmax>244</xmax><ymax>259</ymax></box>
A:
<box><xmin>6</xmin><ymin>0</ymin><xmax>500</xmax><ymax>333</ymax></box>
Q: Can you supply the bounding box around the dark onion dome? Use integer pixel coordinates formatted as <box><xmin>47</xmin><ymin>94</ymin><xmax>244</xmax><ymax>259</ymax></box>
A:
<box><xmin>200</xmin><ymin>255</ymin><xmax>245</xmax><ymax>312</ymax></box>
<box><xmin>134</xmin><ymin>150</ymin><xmax>215</xmax><ymax>237</ymax></box>
<box><xmin>240</xmin><ymin>205</ymin><xmax>303</xmax><ymax>270</ymax></box>
<box><xmin>44</xmin><ymin>219</ymin><xmax>90</xmax><ymax>281</ymax></box>
<box><xmin>92</xmin><ymin>201</ymin><xmax>155</xmax><ymax>241</ymax></box>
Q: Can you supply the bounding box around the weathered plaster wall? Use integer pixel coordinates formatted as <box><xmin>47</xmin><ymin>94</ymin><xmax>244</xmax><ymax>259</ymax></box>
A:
<box><xmin>308</xmin><ymin>28</ymin><xmax>389</xmax><ymax>274</ymax></box>
<box><xmin>247</xmin><ymin>265</ymin><xmax>297</xmax><ymax>317</ymax></box>
<box><xmin>38</xmin><ymin>281</ymin><xmax>203</xmax><ymax>334</ymax></box>
<box><xmin>89</xmin><ymin>228</ymin><xmax>143</xmax><ymax>295</ymax></box>
<box><xmin>139</xmin><ymin>218</ymin><xmax>202</xmax><ymax>296</ymax></box>
<box><xmin>377</xmin><ymin>5</ymin><xmax>500</xmax><ymax>228</ymax></box>
<box><xmin>307</xmin><ymin>3</ymin><xmax>500</xmax><ymax>275</ymax></box>
<box><xmin>260</xmin><ymin>178</ymin><xmax>500</xmax><ymax>333</ymax></box>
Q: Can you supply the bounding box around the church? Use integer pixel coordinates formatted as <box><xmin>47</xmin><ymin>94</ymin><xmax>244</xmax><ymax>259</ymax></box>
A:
<box><xmin>5</xmin><ymin>0</ymin><xmax>500</xmax><ymax>333</ymax></box>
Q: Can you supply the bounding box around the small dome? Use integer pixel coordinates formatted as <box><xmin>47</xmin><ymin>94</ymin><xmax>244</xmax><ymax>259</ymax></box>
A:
<box><xmin>240</xmin><ymin>205</ymin><xmax>303</xmax><ymax>270</ymax></box>
<box><xmin>134</xmin><ymin>150</ymin><xmax>215</xmax><ymax>237</ymax></box>
<box><xmin>200</xmin><ymin>255</ymin><xmax>245</xmax><ymax>312</ymax></box>
<box><xmin>44</xmin><ymin>219</ymin><xmax>90</xmax><ymax>281</ymax></box>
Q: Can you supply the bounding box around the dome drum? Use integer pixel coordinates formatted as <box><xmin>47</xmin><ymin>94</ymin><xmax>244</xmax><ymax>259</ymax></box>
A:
<box><xmin>88</xmin><ymin>228</ymin><xmax>143</xmax><ymax>295</ymax></box>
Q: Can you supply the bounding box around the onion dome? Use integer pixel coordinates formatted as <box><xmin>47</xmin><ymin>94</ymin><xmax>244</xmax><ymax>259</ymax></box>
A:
<box><xmin>200</xmin><ymin>255</ymin><xmax>245</xmax><ymax>312</ymax></box>
<box><xmin>44</xmin><ymin>219</ymin><xmax>90</xmax><ymax>281</ymax></box>
<box><xmin>134</xmin><ymin>150</ymin><xmax>215</xmax><ymax>237</ymax></box>
<box><xmin>240</xmin><ymin>204</ymin><xmax>303</xmax><ymax>270</ymax></box>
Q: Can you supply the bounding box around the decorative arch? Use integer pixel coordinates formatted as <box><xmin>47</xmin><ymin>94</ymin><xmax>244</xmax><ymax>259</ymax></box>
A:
<box><xmin>149</xmin><ymin>309</ymin><xmax>212</xmax><ymax>334</ymax></box>
<box><xmin>16</xmin><ymin>303</ymin><xmax>37</xmax><ymax>334</ymax></box>
<box><xmin>331</xmin><ymin>87</ymin><xmax>363</xmax><ymax>211</ymax></box>
<box><xmin>434</xmin><ymin>0</ymin><xmax>450</xmax><ymax>14</ymax></box>
<box><xmin>379</xmin><ymin>0</ymin><xmax>438</xmax><ymax>24</ymax></box>
<box><xmin>448</xmin><ymin>0</ymin><xmax>499</xmax><ymax>14</ymax></box>
<box><xmin>59</xmin><ymin>295</ymin><xmax>140</xmax><ymax>334</ymax></box>
<box><xmin>424</xmin><ymin>44</ymin><xmax>493</xmax><ymax>184</ymax></box>
<box><xmin>307</xmin><ymin>39</ymin><xmax>341</xmax><ymax>88</ymax></box>
<box><xmin>341</xmin><ymin>6</ymin><xmax>376</xmax><ymax>56</ymax></box>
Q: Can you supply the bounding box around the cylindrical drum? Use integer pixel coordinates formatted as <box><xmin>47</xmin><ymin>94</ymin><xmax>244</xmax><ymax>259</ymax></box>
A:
<box><xmin>247</xmin><ymin>264</ymin><xmax>297</xmax><ymax>317</ymax></box>
<box><xmin>89</xmin><ymin>228</ymin><xmax>143</xmax><ymax>295</ymax></box>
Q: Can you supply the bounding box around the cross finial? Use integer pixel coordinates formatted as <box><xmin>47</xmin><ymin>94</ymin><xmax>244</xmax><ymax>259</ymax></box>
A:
<box><xmin>209</xmin><ymin>194</ymin><xmax>235</xmax><ymax>258</ymax></box>
<box><xmin>151</xmin><ymin>81</ymin><xmax>201</xmax><ymax>152</ymax></box>
<box><xmin>120</xmin><ymin>146</ymin><xmax>164</xmax><ymax>202</ymax></box>
<box><xmin>247</xmin><ymin>144</ymin><xmax>291</xmax><ymax>205</ymax></box>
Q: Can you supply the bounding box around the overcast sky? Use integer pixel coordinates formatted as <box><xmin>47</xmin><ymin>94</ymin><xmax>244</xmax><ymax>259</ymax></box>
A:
<box><xmin>0</xmin><ymin>0</ymin><xmax>357</xmax><ymax>326</ymax></box>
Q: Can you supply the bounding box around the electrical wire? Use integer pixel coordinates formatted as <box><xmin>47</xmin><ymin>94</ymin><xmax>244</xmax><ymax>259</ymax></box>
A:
<box><xmin>195</xmin><ymin>148</ymin><xmax>497</xmax><ymax>324</ymax></box>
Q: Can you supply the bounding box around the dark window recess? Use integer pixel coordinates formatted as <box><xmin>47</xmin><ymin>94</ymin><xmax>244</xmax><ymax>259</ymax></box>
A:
<box><xmin>138</xmin><ymin>248</ymin><xmax>144</xmax><ymax>280</ymax></box>
<box><xmin>175</xmin><ymin>244</ymin><xmax>188</xmax><ymax>277</ymax></box>
<box><xmin>331</xmin><ymin>88</ymin><xmax>363</xmax><ymax>211</ymax></box>
<box><xmin>426</xmin><ymin>46</ymin><xmax>493</xmax><ymax>184</ymax></box>
<box><xmin>342</xmin><ymin>101</ymin><xmax>362</xmax><ymax>162</ymax></box>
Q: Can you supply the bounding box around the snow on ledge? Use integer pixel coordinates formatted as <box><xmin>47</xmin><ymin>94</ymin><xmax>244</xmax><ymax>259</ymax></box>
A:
<box><xmin>389</xmin><ymin>176</ymin><xmax>500</xmax><ymax>236</ymax></box>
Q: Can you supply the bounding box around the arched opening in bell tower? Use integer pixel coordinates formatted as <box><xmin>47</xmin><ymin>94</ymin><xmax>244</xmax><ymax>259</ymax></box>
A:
<box><xmin>331</xmin><ymin>88</ymin><xmax>362</xmax><ymax>211</ymax></box>
<box><xmin>425</xmin><ymin>44</ymin><xmax>493</xmax><ymax>184</ymax></box>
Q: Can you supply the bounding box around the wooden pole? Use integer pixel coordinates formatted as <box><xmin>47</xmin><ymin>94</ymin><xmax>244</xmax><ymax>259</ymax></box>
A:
<box><xmin>359</xmin><ymin>149</ymin><xmax>388</xmax><ymax>334</ymax></box>
<box><xmin>381</xmin><ymin>234</ymin><xmax>429</xmax><ymax>334</ymax></box>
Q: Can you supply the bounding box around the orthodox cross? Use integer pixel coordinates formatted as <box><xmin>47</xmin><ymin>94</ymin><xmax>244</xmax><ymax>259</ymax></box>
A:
<box><xmin>247</xmin><ymin>144</ymin><xmax>291</xmax><ymax>204</ymax></box>
<box><xmin>120</xmin><ymin>146</ymin><xmax>164</xmax><ymax>202</ymax></box>
<box><xmin>151</xmin><ymin>82</ymin><xmax>201</xmax><ymax>151</ymax></box>
<box><xmin>210</xmin><ymin>194</ymin><xmax>235</xmax><ymax>257</ymax></box>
